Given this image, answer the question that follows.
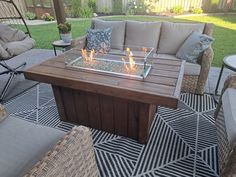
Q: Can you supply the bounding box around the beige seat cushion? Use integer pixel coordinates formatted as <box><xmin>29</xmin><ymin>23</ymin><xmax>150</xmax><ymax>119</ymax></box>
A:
<box><xmin>93</xmin><ymin>19</ymin><xmax>126</xmax><ymax>50</ymax></box>
<box><xmin>0</xmin><ymin>117</ymin><xmax>65</xmax><ymax>177</ymax></box>
<box><xmin>222</xmin><ymin>88</ymin><xmax>236</xmax><ymax>147</ymax></box>
<box><xmin>125</xmin><ymin>20</ymin><xmax>162</xmax><ymax>51</ymax></box>
<box><xmin>4</xmin><ymin>37</ymin><xmax>35</xmax><ymax>57</ymax></box>
<box><xmin>158</xmin><ymin>22</ymin><xmax>205</xmax><ymax>54</ymax></box>
<box><xmin>153</xmin><ymin>54</ymin><xmax>201</xmax><ymax>75</ymax></box>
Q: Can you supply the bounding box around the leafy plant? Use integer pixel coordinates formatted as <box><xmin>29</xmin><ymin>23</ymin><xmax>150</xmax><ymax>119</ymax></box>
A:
<box><xmin>57</xmin><ymin>22</ymin><xmax>72</xmax><ymax>34</ymax></box>
<box><xmin>202</xmin><ymin>0</ymin><xmax>220</xmax><ymax>12</ymax></box>
<box><xmin>190</xmin><ymin>7</ymin><xmax>203</xmax><ymax>14</ymax></box>
<box><xmin>88</xmin><ymin>0</ymin><xmax>97</xmax><ymax>12</ymax></box>
<box><xmin>126</xmin><ymin>0</ymin><xmax>149</xmax><ymax>15</ymax></box>
<box><xmin>78</xmin><ymin>7</ymin><xmax>93</xmax><ymax>18</ymax></box>
<box><xmin>171</xmin><ymin>5</ymin><xmax>184</xmax><ymax>14</ymax></box>
<box><xmin>68</xmin><ymin>0</ymin><xmax>82</xmax><ymax>17</ymax></box>
<box><xmin>101</xmin><ymin>6</ymin><xmax>110</xmax><ymax>14</ymax></box>
<box><xmin>41</xmin><ymin>13</ymin><xmax>54</xmax><ymax>21</ymax></box>
<box><xmin>25</xmin><ymin>11</ymin><xmax>36</xmax><ymax>20</ymax></box>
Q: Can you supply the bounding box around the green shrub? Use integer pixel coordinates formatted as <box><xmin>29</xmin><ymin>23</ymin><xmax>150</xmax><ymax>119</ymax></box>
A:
<box><xmin>25</xmin><ymin>11</ymin><xmax>36</xmax><ymax>20</ymax></box>
<box><xmin>58</xmin><ymin>22</ymin><xmax>71</xmax><ymax>34</ymax></box>
<box><xmin>88</xmin><ymin>0</ymin><xmax>97</xmax><ymax>12</ymax></box>
<box><xmin>113</xmin><ymin>0</ymin><xmax>123</xmax><ymax>14</ymax></box>
<box><xmin>41</xmin><ymin>13</ymin><xmax>54</xmax><ymax>21</ymax></box>
<box><xmin>101</xmin><ymin>6</ymin><xmax>110</xmax><ymax>14</ymax></box>
<box><xmin>78</xmin><ymin>7</ymin><xmax>93</xmax><ymax>18</ymax></box>
<box><xmin>171</xmin><ymin>5</ymin><xmax>184</xmax><ymax>14</ymax></box>
<box><xmin>69</xmin><ymin>0</ymin><xmax>82</xmax><ymax>17</ymax></box>
<box><xmin>190</xmin><ymin>7</ymin><xmax>203</xmax><ymax>14</ymax></box>
<box><xmin>202</xmin><ymin>0</ymin><xmax>220</xmax><ymax>12</ymax></box>
<box><xmin>126</xmin><ymin>0</ymin><xmax>146</xmax><ymax>15</ymax></box>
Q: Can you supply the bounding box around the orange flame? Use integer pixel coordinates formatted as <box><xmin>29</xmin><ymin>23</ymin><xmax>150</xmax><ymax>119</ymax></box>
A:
<box><xmin>142</xmin><ymin>47</ymin><xmax>147</xmax><ymax>53</ymax></box>
<box><xmin>82</xmin><ymin>48</ymin><xmax>95</xmax><ymax>62</ymax></box>
<box><xmin>122</xmin><ymin>48</ymin><xmax>137</xmax><ymax>73</ymax></box>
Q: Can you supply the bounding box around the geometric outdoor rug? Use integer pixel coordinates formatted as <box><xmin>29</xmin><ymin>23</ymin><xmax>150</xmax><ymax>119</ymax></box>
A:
<box><xmin>4</xmin><ymin>83</ymin><xmax>219</xmax><ymax>177</ymax></box>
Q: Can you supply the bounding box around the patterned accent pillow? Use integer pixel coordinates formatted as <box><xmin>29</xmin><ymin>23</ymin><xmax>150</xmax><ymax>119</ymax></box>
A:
<box><xmin>86</xmin><ymin>28</ymin><xmax>112</xmax><ymax>52</ymax></box>
<box><xmin>176</xmin><ymin>32</ymin><xmax>214</xmax><ymax>64</ymax></box>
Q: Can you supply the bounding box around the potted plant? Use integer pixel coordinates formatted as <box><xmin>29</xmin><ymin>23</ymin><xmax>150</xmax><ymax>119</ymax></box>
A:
<box><xmin>57</xmin><ymin>22</ymin><xmax>72</xmax><ymax>43</ymax></box>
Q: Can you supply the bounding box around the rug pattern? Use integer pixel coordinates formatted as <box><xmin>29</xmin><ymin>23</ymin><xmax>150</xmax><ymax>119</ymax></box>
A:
<box><xmin>4</xmin><ymin>83</ymin><xmax>219</xmax><ymax>177</ymax></box>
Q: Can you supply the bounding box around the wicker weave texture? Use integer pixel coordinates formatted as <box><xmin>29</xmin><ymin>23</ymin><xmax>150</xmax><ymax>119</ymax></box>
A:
<box><xmin>24</xmin><ymin>126</ymin><xmax>99</xmax><ymax>177</ymax></box>
<box><xmin>215</xmin><ymin>74</ymin><xmax>236</xmax><ymax>176</ymax></box>
<box><xmin>216</xmin><ymin>106</ymin><xmax>230</xmax><ymax>173</ymax></box>
<box><xmin>181</xmin><ymin>75</ymin><xmax>198</xmax><ymax>93</ymax></box>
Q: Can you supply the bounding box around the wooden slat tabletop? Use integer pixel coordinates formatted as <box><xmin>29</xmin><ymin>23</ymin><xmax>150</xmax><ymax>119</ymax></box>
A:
<box><xmin>24</xmin><ymin>53</ymin><xmax>185</xmax><ymax>108</ymax></box>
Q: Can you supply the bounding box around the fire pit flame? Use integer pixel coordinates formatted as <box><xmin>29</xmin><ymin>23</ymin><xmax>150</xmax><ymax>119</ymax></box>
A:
<box><xmin>80</xmin><ymin>47</ymin><xmax>149</xmax><ymax>74</ymax></box>
<box><xmin>122</xmin><ymin>48</ymin><xmax>137</xmax><ymax>73</ymax></box>
<box><xmin>82</xmin><ymin>48</ymin><xmax>95</xmax><ymax>62</ymax></box>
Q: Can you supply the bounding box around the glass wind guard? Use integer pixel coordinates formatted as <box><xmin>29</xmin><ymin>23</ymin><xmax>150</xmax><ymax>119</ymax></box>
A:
<box><xmin>64</xmin><ymin>46</ymin><xmax>153</xmax><ymax>80</ymax></box>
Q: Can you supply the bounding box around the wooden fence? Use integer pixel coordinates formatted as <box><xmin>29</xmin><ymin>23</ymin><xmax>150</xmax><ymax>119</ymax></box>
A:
<box><xmin>96</xmin><ymin>0</ymin><xmax>236</xmax><ymax>13</ymax></box>
<box><xmin>0</xmin><ymin>0</ymin><xmax>26</xmax><ymax>18</ymax></box>
<box><xmin>1</xmin><ymin>0</ymin><xmax>235</xmax><ymax>19</ymax></box>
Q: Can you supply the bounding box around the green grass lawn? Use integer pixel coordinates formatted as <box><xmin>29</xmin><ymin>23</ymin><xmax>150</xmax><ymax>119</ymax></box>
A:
<box><xmin>28</xmin><ymin>15</ymin><xmax>236</xmax><ymax>67</ymax></box>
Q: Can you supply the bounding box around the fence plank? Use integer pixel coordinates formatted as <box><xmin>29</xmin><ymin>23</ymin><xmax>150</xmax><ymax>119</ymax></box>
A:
<box><xmin>0</xmin><ymin>0</ymin><xmax>26</xmax><ymax>18</ymax></box>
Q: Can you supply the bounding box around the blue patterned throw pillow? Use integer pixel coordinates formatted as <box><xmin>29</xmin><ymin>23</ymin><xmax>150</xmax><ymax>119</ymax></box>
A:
<box><xmin>176</xmin><ymin>32</ymin><xmax>214</xmax><ymax>64</ymax></box>
<box><xmin>86</xmin><ymin>28</ymin><xmax>112</xmax><ymax>52</ymax></box>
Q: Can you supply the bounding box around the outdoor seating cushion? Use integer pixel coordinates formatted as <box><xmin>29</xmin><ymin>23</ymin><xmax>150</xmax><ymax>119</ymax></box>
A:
<box><xmin>153</xmin><ymin>54</ymin><xmax>201</xmax><ymax>75</ymax></box>
<box><xmin>125</xmin><ymin>20</ymin><xmax>162</xmax><ymax>51</ymax></box>
<box><xmin>0</xmin><ymin>23</ymin><xmax>26</xmax><ymax>43</ymax></box>
<box><xmin>222</xmin><ymin>88</ymin><xmax>236</xmax><ymax>146</ymax></box>
<box><xmin>176</xmin><ymin>32</ymin><xmax>214</xmax><ymax>64</ymax></box>
<box><xmin>93</xmin><ymin>19</ymin><xmax>126</xmax><ymax>50</ymax></box>
<box><xmin>158</xmin><ymin>22</ymin><xmax>205</xmax><ymax>54</ymax></box>
<box><xmin>0</xmin><ymin>23</ymin><xmax>35</xmax><ymax>59</ymax></box>
<box><xmin>3</xmin><ymin>37</ymin><xmax>35</xmax><ymax>57</ymax></box>
<box><xmin>0</xmin><ymin>116</ymin><xmax>65</xmax><ymax>177</ymax></box>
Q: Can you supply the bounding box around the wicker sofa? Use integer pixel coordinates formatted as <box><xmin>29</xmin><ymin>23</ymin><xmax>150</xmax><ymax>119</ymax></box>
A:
<box><xmin>72</xmin><ymin>19</ymin><xmax>214</xmax><ymax>94</ymax></box>
<box><xmin>215</xmin><ymin>74</ymin><xmax>236</xmax><ymax>177</ymax></box>
<box><xmin>0</xmin><ymin>105</ymin><xmax>99</xmax><ymax>177</ymax></box>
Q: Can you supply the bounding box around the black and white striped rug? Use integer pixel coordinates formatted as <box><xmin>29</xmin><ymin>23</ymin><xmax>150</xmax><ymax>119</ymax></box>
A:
<box><xmin>4</xmin><ymin>83</ymin><xmax>219</xmax><ymax>177</ymax></box>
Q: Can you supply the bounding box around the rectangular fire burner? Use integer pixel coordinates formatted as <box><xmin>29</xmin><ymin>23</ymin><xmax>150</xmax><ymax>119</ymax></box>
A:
<box><xmin>65</xmin><ymin>47</ymin><xmax>154</xmax><ymax>80</ymax></box>
<box><xmin>66</xmin><ymin>56</ymin><xmax>152</xmax><ymax>80</ymax></box>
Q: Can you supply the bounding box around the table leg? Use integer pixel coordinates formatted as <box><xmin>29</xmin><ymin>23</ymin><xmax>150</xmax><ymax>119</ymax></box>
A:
<box><xmin>53</xmin><ymin>46</ymin><xmax>57</xmax><ymax>56</ymax></box>
<box><xmin>215</xmin><ymin>64</ymin><xmax>225</xmax><ymax>96</ymax></box>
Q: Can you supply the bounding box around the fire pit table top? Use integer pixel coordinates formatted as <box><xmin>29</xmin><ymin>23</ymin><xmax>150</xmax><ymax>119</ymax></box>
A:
<box><xmin>24</xmin><ymin>49</ymin><xmax>185</xmax><ymax>108</ymax></box>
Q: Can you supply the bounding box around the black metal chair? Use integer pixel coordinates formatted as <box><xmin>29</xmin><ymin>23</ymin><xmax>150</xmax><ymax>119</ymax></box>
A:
<box><xmin>0</xmin><ymin>0</ymin><xmax>33</xmax><ymax>101</ymax></box>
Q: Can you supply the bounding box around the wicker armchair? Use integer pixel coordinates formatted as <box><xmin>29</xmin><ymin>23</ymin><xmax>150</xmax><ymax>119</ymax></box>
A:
<box><xmin>71</xmin><ymin>22</ymin><xmax>214</xmax><ymax>95</ymax></box>
<box><xmin>181</xmin><ymin>23</ymin><xmax>214</xmax><ymax>94</ymax></box>
<box><xmin>24</xmin><ymin>126</ymin><xmax>99</xmax><ymax>177</ymax></box>
<box><xmin>215</xmin><ymin>74</ymin><xmax>236</xmax><ymax>176</ymax></box>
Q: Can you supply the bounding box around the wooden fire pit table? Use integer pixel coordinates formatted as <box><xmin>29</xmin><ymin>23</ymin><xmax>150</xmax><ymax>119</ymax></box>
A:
<box><xmin>24</xmin><ymin>52</ymin><xmax>185</xmax><ymax>144</ymax></box>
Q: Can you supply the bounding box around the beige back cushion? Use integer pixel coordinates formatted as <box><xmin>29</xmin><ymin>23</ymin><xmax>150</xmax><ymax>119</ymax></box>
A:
<box><xmin>158</xmin><ymin>22</ymin><xmax>205</xmax><ymax>54</ymax></box>
<box><xmin>125</xmin><ymin>20</ymin><xmax>162</xmax><ymax>51</ymax></box>
<box><xmin>93</xmin><ymin>19</ymin><xmax>126</xmax><ymax>50</ymax></box>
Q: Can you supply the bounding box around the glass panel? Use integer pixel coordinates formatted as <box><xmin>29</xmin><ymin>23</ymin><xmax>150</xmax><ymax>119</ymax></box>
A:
<box><xmin>64</xmin><ymin>47</ymin><xmax>154</xmax><ymax>80</ymax></box>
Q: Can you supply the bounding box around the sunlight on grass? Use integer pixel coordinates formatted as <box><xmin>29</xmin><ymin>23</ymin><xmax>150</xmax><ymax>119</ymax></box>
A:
<box><xmin>178</xmin><ymin>15</ymin><xmax>236</xmax><ymax>30</ymax></box>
